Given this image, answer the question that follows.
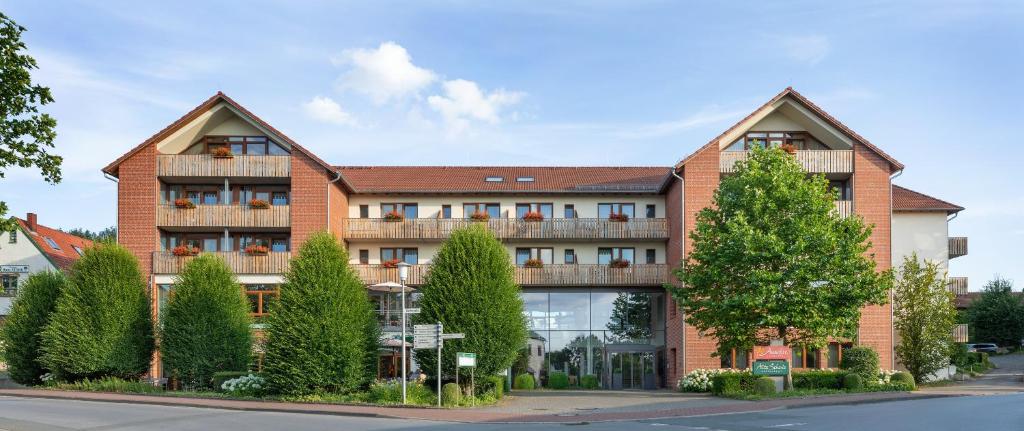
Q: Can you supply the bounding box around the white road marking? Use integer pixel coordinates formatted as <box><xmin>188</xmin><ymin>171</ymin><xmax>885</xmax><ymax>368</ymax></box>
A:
<box><xmin>765</xmin><ymin>423</ymin><xmax>807</xmax><ymax>428</ymax></box>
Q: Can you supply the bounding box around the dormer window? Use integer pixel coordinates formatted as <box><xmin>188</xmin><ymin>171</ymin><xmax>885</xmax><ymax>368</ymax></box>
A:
<box><xmin>725</xmin><ymin>131</ymin><xmax>821</xmax><ymax>151</ymax></box>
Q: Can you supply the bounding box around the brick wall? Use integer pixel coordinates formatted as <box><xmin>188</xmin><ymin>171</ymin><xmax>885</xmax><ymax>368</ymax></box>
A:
<box><xmin>328</xmin><ymin>180</ymin><xmax>348</xmax><ymax>241</ymax></box>
<box><xmin>290</xmin><ymin>152</ymin><xmax>331</xmax><ymax>248</ymax></box>
<box><xmin>664</xmin><ymin>175</ymin><xmax>684</xmax><ymax>386</ymax></box>
<box><xmin>681</xmin><ymin>145</ymin><xmax>722</xmax><ymax>373</ymax></box>
<box><xmin>853</xmin><ymin>142</ymin><xmax>895</xmax><ymax>369</ymax></box>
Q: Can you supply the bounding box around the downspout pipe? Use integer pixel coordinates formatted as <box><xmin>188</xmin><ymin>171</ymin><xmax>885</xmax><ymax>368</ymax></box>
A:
<box><xmin>670</xmin><ymin>168</ymin><xmax>685</xmax><ymax>375</ymax></box>
<box><xmin>326</xmin><ymin>170</ymin><xmax>343</xmax><ymax>234</ymax></box>
<box><xmin>888</xmin><ymin>168</ymin><xmax>903</xmax><ymax>370</ymax></box>
<box><xmin>103</xmin><ymin>172</ymin><xmax>119</xmax><ymax>243</ymax></box>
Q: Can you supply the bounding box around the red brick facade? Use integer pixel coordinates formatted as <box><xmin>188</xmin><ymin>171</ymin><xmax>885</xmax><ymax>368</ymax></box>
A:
<box><xmin>290</xmin><ymin>151</ymin><xmax>333</xmax><ymax>248</ymax></box>
<box><xmin>853</xmin><ymin>142</ymin><xmax>895</xmax><ymax>369</ymax></box>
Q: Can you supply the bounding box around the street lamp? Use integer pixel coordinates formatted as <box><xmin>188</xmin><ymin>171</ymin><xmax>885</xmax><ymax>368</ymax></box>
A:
<box><xmin>396</xmin><ymin>262</ymin><xmax>411</xmax><ymax>405</ymax></box>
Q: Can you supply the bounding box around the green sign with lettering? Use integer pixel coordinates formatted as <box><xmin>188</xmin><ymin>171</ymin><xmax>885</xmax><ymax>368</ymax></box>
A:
<box><xmin>752</xmin><ymin>360</ymin><xmax>789</xmax><ymax>376</ymax></box>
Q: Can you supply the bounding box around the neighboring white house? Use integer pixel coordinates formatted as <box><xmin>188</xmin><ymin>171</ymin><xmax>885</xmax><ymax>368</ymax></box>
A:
<box><xmin>0</xmin><ymin>213</ymin><xmax>93</xmax><ymax>319</ymax></box>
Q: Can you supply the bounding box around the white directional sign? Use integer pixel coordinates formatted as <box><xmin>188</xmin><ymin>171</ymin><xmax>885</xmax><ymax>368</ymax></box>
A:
<box><xmin>413</xmin><ymin>324</ymin><xmax>440</xmax><ymax>349</ymax></box>
<box><xmin>441</xmin><ymin>333</ymin><xmax>465</xmax><ymax>340</ymax></box>
<box><xmin>405</xmin><ymin>308</ymin><xmax>421</xmax><ymax>314</ymax></box>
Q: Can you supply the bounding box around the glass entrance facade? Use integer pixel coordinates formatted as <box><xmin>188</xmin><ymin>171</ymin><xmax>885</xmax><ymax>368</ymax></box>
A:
<box><xmin>521</xmin><ymin>288</ymin><xmax>666</xmax><ymax>389</ymax></box>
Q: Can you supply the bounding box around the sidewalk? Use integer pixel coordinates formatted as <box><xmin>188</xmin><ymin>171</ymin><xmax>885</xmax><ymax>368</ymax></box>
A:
<box><xmin>0</xmin><ymin>388</ymin><xmax>955</xmax><ymax>423</ymax></box>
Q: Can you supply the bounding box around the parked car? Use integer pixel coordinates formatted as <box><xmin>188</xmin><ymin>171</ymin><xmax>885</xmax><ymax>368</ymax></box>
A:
<box><xmin>970</xmin><ymin>343</ymin><xmax>998</xmax><ymax>354</ymax></box>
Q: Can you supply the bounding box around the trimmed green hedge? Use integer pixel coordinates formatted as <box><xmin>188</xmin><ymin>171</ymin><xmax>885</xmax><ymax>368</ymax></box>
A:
<box><xmin>580</xmin><ymin>374</ymin><xmax>599</xmax><ymax>389</ymax></box>
<box><xmin>792</xmin><ymin>370</ymin><xmax>848</xmax><ymax>390</ymax></box>
<box><xmin>842</xmin><ymin>373</ymin><xmax>864</xmax><ymax>390</ymax></box>
<box><xmin>891</xmin><ymin>372</ymin><xmax>915</xmax><ymax>390</ymax></box>
<box><xmin>711</xmin><ymin>371</ymin><xmax>758</xmax><ymax>395</ymax></box>
<box><xmin>476</xmin><ymin>375</ymin><xmax>504</xmax><ymax>399</ymax></box>
<box><xmin>753</xmin><ymin>377</ymin><xmax>776</xmax><ymax>396</ymax></box>
<box><xmin>548</xmin><ymin>371</ymin><xmax>569</xmax><ymax>389</ymax></box>
<box><xmin>0</xmin><ymin>271</ymin><xmax>65</xmax><ymax>385</ymax></box>
<box><xmin>441</xmin><ymin>382</ymin><xmax>461</xmax><ymax>406</ymax></box>
<box><xmin>840</xmin><ymin>346</ymin><xmax>879</xmax><ymax>381</ymax></box>
<box><xmin>513</xmin><ymin>373</ymin><xmax>535</xmax><ymax>390</ymax></box>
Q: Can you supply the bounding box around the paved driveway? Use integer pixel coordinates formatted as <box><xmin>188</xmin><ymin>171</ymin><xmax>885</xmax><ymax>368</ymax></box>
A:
<box><xmin>920</xmin><ymin>352</ymin><xmax>1024</xmax><ymax>395</ymax></box>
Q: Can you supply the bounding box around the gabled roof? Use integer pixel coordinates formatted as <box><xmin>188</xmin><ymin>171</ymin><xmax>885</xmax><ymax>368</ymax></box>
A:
<box><xmin>15</xmin><ymin>218</ymin><xmax>94</xmax><ymax>272</ymax></box>
<box><xmin>892</xmin><ymin>185</ymin><xmax>964</xmax><ymax>214</ymax></box>
<box><xmin>674</xmin><ymin>87</ymin><xmax>904</xmax><ymax>172</ymax></box>
<box><xmin>335</xmin><ymin>166</ymin><xmax>672</xmax><ymax>194</ymax></box>
<box><xmin>102</xmin><ymin>92</ymin><xmax>337</xmax><ymax>178</ymax></box>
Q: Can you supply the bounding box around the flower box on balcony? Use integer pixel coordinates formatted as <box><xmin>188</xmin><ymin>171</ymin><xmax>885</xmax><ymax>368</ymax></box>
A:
<box><xmin>608</xmin><ymin>258</ymin><xmax>631</xmax><ymax>268</ymax></box>
<box><xmin>382</xmin><ymin>258</ymin><xmax>402</xmax><ymax>268</ymax></box>
<box><xmin>171</xmin><ymin>245</ymin><xmax>200</xmax><ymax>257</ymax></box>
<box><xmin>383</xmin><ymin>210</ymin><xmax>405</xmax><ymax>222</ymax></box>
<box><xmin>244</xmin><ymin>244</ymin><xmax>270</xmax><ymax>255</ymax></box>
<box><xmin>522</xmin><ymin>211</ymin><xmax>544</xmax><ymax>221</ymax></box>
<box><xmin>608</xmin><ymin>213</ymin><xmax>629</xmax><ymax>222</ymax></box>
<box><xmin>249</xmin><ymin>198</ymin><xmax>271</xmax><ymax>209</ymax></box>
<box><xmin>470</xmin><ymin>211</ymin><xmax>490</xmax><ymax>221</ymax></box>
<box><xmin>211</xmin><ymin>147</ymin><xmax>235</xmax><ymax>158</ymax></box>
<box><xmin>523</xmin><ymin>258</ymin><xmax>544</xmax><ymax>268</ymax></box>
<box><xmin>780</xmin><ymin>143</ymin><xmax>798</xmax><ymax>155</ymax></box>
<box><xmin>173</xmin><ymin>198</ymin><xmax>196</xmax><ymax>209</ymax></box>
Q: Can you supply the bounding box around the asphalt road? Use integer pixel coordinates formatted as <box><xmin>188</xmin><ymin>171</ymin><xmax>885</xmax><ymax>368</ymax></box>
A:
<box><xmin>1</xmin><ymin>393</ymin><xmax>1023</xmax><ymax>431</ymax></box>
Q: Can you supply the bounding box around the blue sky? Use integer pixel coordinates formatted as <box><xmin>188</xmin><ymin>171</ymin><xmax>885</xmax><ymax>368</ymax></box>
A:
<box><xmin>2</xmin><ymin>1</ymin><xmax>1021</xmax><ymax>288</ymax></box>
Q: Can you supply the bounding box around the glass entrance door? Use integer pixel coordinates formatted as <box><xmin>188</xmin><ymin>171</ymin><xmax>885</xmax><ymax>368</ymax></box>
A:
<box><xmin>608</xmin><ymin>351</ymin><xmax>655</xmax><ymax>390</ymax></box>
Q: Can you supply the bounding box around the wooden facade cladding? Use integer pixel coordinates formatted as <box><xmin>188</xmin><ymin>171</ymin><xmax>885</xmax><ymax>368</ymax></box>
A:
<box><xmin>342</xmin><ymin>218</ymin><xmax>670</xmax><ymax>241</ymax></box>
<box><xmin>948</xmin><ymin>237</ymin><xmax>968</xmax><ymax>259</ymax></box>
<box><xmin>953</xmin><ymin>323</ymin><xmax>969</xmax><ymax>343</ymax></box>
<box><xmin>719</xmin><ymin>150</ymin><xmax>853</xmax><ymax>173</ymax></box>
<box><xmin>156</xmin><ymin>154</ymin><xmax>291</xmax><ymax>177</ymax></box>
<box><xmin>157</xmin><ymin>205</ymin><xmax>290</xmax><ymax>228</ymax></box>
<box><xmin>152</xmin><ymin>251</ymin><xmax>290</xmax><ymax>274</ymax></box>
<box><xmin>948</xmin><ymin>276</ymin><xmax>968</xmax><ymax>295</ymax></box>
<box><xmin>354</xmin><ymin>263</ymin><xmax>669</xmax><ymax>286</ymax></box>
<box><xmin>834</xmin><ymin>200</ymin><xmax>852</xmax><ymax>218</ymax></box>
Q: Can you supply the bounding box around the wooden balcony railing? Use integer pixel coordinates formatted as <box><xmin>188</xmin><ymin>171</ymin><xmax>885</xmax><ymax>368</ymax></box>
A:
<box><xmin>354</xmin><ymin>264</ymin><xmax>669</xmax><ymax>286</ymax></box>
<box><xmin>343</xmin><ymin>218</ymin><xmax>670</xmax><ymax>241</ymax></box>
<box><xmin>834</xmin><ymin>200</ymin><xmax>852</xmax><ymax>218</ymax></box>
<box><xmin>949</xmin><ymin>237</ymin><xmax>968</xmax><ymax>259</ymax></box>
<box><xmin>948</xmin><ymin>277</ymin><xmax>968</xmax><ymax>296</ymax></box>
<box><xmin>157</xmin><ymin>205</ymin><xmax>290</xmax><ymax>228</ymax></box>
<box><xmin>152</xmin><ymin>251</ymin><xmax>290</xmax><ymax>274</ymax></box>
<box><xmin>953</xmin><ymin>323</ymin><xmax>969</xmax><ymax>343</ymax></box>
<box><xmin>157</xmin><ymin>154</ymin><xmax>291</xmax><ymax>178</ymax></box>
<box><xmin>720</xmin><ymin>150</ymin><xmax>853</xmax><ymax>173</ymax></box>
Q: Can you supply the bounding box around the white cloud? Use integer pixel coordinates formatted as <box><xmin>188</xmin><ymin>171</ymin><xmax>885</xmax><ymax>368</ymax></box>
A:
<box><xmin>781</xmin><ymin>35</ymin><xmax>830</xmax><ymax>65</ymax></box>
<box><xmin>427</xmin><ymin>79</ymin><xmax>524</xmax><ymax>135</ymax></box>
<box><xmin>334</xmin><ymin>42</ymin><xmax>437</xmax><ymax>104</ymax></box>
<box><xmin>302</xmin><ymin>96</ymin><xmax>356</xmax><ymax>126</ymax></box>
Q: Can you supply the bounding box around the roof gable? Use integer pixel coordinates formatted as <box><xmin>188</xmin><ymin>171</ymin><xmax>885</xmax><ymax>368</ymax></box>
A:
<box><xmin>15</xmin><ymin>218</ymin><xmax>94</xmax><ymax>272</ymax></box>
<box><xmin>892</xmin><ymin>185</ymin><xmax>963</xmax><ymax>214</ymax></box>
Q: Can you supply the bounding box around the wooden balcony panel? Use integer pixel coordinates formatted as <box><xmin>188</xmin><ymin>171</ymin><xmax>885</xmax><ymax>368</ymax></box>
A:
<box><xmin>720</xmin><ymin>150</ymin><xmax>853</xmax><ymax>173</ymax></box>
<box><xmin>156</xmin><ymin>154</ymin><xmax>291</xmax><ymax>177</ymax></box>
<box><xmin>157</xmin><ymin>205</ymin><xmax>290</xmax><ymax>228</ymax></box>
<box><xmin>953</xmin><ymin>323</ymin><xmax>969</xmax><ymax>343</ymax></box>
<box><xmin>834</xmin><ymin>200</ymin><xmax>852</xmax><ymax>218</ymax></box>
<box><xmin>353</xmin><ymin>264</ymin><xmax>668</xmax><ymax>286</ymax></box>
<box><xmin>343</xmin><ymin>218</ymin><xmax>670</xmax><ymax>241</ymax></box>
<box><xmin>354</xmin><ymin>264</ymin><xmax>429</xmax><ymax>286</ymax></box>
<box><xmin>152</xmin><ymin>251</ymin><xmax>290</xmax><ymax>274</ymax></box>
<box><xmin>948</xmin><ymin>237</ymin><xmax>968</xmax><ymax>259</ymax></box>
<box><xmin>948</xmin><ymin>276</ymin><xmax>968</xmax><ymax>296</ymax></box>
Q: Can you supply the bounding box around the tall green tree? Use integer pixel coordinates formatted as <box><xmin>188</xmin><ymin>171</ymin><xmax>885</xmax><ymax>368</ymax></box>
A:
<box><xmin>893</xmin><ymin>253</ymin><xmax>957</xmax><ymax>383</ymax></box>
<box><xmin>669</xmin><ymin>147</ymin><xmax>891</xmax><ymax>356</ymax></box>
<box><xmin>0</xmin><ymin>13</ymin><xmax>61</xmax><ymax>232</ymax></box>
<box><xmin>0</xmin><ymin>271</ymin><xmax>65</xmax><ymax>384</ymax></box>
<box><xmin>967</xmin><ymin>276</ymin><xmax>1024</xmax><ymax>347</ymax></box>
<box><xmin>262</xmin><ymin>232</ymin><xmax>378</xmax><ymax>395</ymax></box>
<box><xmin>414</xmin><ymin>224</ymin><xmax>527</xmax><ymax>379</ymax></box>
<box><xmin>161</xmin><ymin>254</ymin><xmax>252</xmax><ymax>389</ymax></box>
<box><xmin>39</xmin><ymin>243</ymin><xmax>154</xmax><ymax>381</ymax></box>
<box><xmin>63</xmin><ymin>226</ymin><xmax>116</xmax><ymax>242</ymax></box>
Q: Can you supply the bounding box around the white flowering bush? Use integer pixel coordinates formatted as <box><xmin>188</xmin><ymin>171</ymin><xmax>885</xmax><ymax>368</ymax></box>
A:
<box><xmin>877</xmin><ymin>369</ymin><xmax>898</xmax><ymax>385</ymax></box>
<box><xmin>221</xmin><ymin>374</ymin><xmax>267</xmax><ymax>397</ymax></box>
<box><xmin>678</xmin><ymin>368</ymin><xmax>743</xmax><ymax>392</ymax></box>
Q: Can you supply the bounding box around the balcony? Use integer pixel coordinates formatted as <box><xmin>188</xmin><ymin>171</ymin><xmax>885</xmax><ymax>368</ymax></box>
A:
<box><xmin>354</xmin><ymin>264</ymin><xmax>669</xmax><ymax>286</ymax></box>
<box><xmin>157</xmin><ymin>205</ymin><xmax>290</xmax><ymax>228</ymax></box>
<box><xmin>152</xmin><ymin>251</ymin><xmax>290</xmax><ymax>274</ymax></box>
<box><xmin>157</xmin><ymin>154</ymin><xmax>290</xmax><ymax>178</ymax></box>
<box><xmin>720</xmin><ymin>150</ymin><xmax>853</xmax><ymax>174</ymax></box>
<box><xmin>834</xmin><ymin>201</ymin><xmax>852</xmax><ymax>218</ymax></box>
<box><xmin>953</xmin><ymin>323</ymin><xmax>969</xmax><ymax>343</ymax></box>
<box><xmin>948</xmin><ymin>277</ymin><xmax>968</xmax><ymax>295</ymax></box>
<box><xmin>949</xmin><ymin>237</ymin><xmax>968</xmax><ymax>259</ymax></box>
<box><xmin>342</xmin><ymin>218</ymin><xmax>670</xmax><ymax>241</ymax></box>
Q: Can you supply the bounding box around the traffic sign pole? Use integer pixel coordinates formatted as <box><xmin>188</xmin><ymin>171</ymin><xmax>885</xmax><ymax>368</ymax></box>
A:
<box><xmin>436</xmin><ymin>322</ymin><xmax>442</xmax><ymax>407</ymax></box>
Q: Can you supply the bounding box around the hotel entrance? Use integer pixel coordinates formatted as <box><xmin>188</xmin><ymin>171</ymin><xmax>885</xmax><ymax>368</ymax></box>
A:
<box><xmin>607</xmin><ymin>348</ymin><xmax>658</xmax><ymax>390</ymax></box>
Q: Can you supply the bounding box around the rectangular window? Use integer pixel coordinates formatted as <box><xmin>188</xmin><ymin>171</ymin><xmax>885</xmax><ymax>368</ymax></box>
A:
<box><xmin>381</xmin><ymin>248</ymin><xmax>418</xmax><ymax>264</ymax></box>
<box><xmin>271</xmin><ymin>239</ymin><xmax>288</xmax><ymax>253</ymax></box>
<box><xmin>515</xmin><ymin>247</ymin><xmax>553</xmax><ymax>265</ymax></box>
<box><xmin>193</xmin><ymin>136</ymin><xmax>287</xmax><ymax>156</ymax></box>
<box><xmin>271</xmin><ymin>192</ymin><xmax>288</xmax><ymax>206</ymax></box>
<box><xmin>646</xmin><ymin>249</ymin><xmax>656</xmax><ymax>264</ymax></box>
<box><xmin>598</xmin><ymin>247</ymin><xmax>634</xmax><ymax>264</ymax></box>
<box><xmin>828</xmin><ymin>343</ymin><xmax>840</xmax><ymax>368</ymax></box>
<box><xmin>203</xmin><ymin>238</ymin><xmax>219</xmax><ymax>252</ymax></box>
<box><xmin>359</xmin><ymin>205</ymin><xmax>369</xmax><ymax>218</ymax></box>
<box><xmin>72</xmin><ymin>246</ymin><xmax>84</xmax><ymax>256</ymax></box>
<box><xmin>598</xmin><ymin>203</ymin><xmax>635</xmax><ymax>219</ymax></box>
<box><xmin>463</xmin><ymin>203</ymin><xmax>500</xmax><ymax>219</ymax></box>
<box><xmin>829</xmin><ymin>180</ymin><xmax>851</xmax><ymax>201</ymax></box>
<box><xmin>203</xmin><ymin>191</ymin><xmax>219</xmax><ymax>205</ymax></box>
<box><xmin>564</xmin><ymin>249</ymin><xmax>576</xmax><ymax>264</ymax></box>
<box><xmin>359</xmin><ymin>249</ymin><xmax>369</xmax><ymax>264</ymax></box>
<box><xmin>792</xmin><ymin>347</ymin><xmax>805</xmax><ymax>368</ymax></box>
<box><xmin>381</xmin><ymin>203</ymin><xmax>418</xmax><ymax>219</ymax></box>
<box><xmin>44</xmin><ymin>237</ymin><xmax>61</xmax><ymax>250</ymax></box>
<box><xmin>646</xmin><ymin>204</ymin><xmax>656</xmax><ymax>218</ymax></box>
<box><xmin>441</xmin><ymin>205</ymin><xmax>452</xmax><ymax>219</ymax></box>
<box><xmin>1</xmin><ymin>274</ymin><xmax>18</xmax><ymax>295</ymax></box>
<box><xmin>245</xmin><ymin>284</ymin><xmax>280</xmax><ymax>317</ymax></box>
<box><xmin>564</xmin><ymin>204</ymin><xmax>576</xmax><ymax>219</ymax></box>
<box><xmin>8</xmin><ymin>231</ymin><xmax>15</xmax><ymax>243</ymax></box>
<box><xmin>515</xmin><ymin>203</ymin><xmax>553</xmax><ymax>219</ymax></box>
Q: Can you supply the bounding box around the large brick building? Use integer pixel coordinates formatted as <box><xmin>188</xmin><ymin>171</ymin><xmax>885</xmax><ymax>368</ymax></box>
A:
<box><xmin>102</xmin><ymin>88</ymin><xmax>966</xmax><ymax>389</ymax></box>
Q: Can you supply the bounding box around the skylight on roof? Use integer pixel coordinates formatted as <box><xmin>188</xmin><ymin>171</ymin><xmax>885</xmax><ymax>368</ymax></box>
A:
<box><xmin>44</xmin><ymin>237</ymin><xmax>61</xmax><ymax>250</ymax></box>
<box><xmin>516</xmin><ymin>176</ymin><xmax>535</xmax><ymax>182</ymax></box>
<box><xmin>485</xmin><ymin>176</ymin><xmax>504</xmax><ymax>182</ymax></box>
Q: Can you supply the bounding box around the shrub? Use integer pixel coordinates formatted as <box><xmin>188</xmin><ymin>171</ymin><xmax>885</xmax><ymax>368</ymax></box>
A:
<box><xmin>262</xmin><ymin>232</ymin><xmax>379</xmax><ymax>395</ymax></box>
<box><xmin>891</xmin><ymin>372</ymin><xmax>916</xmax><ymax>390</ymax></box>
<box><xmin>41</xmin><ymin>243</ymin><xmax>154</xmax><ymax>381</ymax></box>
<box><xmin>476</xmin><ymin>375</ymin><xmax>505</xmax><ymax>399</ymax></box>
<box><xmin>0</xmin><ymin>271</ymin><xmax>65</xmax><ymax>385</ymax></box>
<box><xmin>711</xmin><ymin>371</ymin><xmax>757</xmax><ymax>395</ymax></box>
<box><xmin>161</xmin><ymin>255</ymin><xmax>252</xmax><ymax>389</ymax></box>
<box><xmin>513</xmin><ymin>373</ymin><xmax>535</xmax><ymax>390</ymax></box>
<box><xmin>680</xmin><ymin>368</ymin><xmax>740</xmax><ymax>392</ymax></box>
<box><xmin>221</xmin><ymin>374</ymin><xmax>266</xmax><ymax>397</ymax></box>
<box><xmin>580</xmin><ymin>374</ymin><xmax>599</xmax><ymax>389</ymax></box>
<box><xmin>753</xmin><ymin>377</ymin><xmax>776</xmax><ymax>396</ymax></box>
<box><xmin>840</xmin><ymin>346</ymin><xmax>879</xmax><ymax>381</ymax></box>
<box><xmin>414</xmin><ymin>225</ymin><xmax>527</xmax><ymax>379</ymax></box>
<box><xmin>792</xmin><ymin>370</ymin><xmax>848</xmax><ymax>390</ymax></box>
<box><xmin>842</xmin><ymin>373</ymin><xmax>864</xmax><ymax>390</ymax></box>
<box><xmin>365</xmin><ymin>380</ymin><xmax>435</xmax><ymax>405</ymax></box>
<box><xmin>862</xmin><ymin>381</ymin><xmax>915</xmax><ymax>392</ymax></box>
<box><xmin>548</xmin><ymin>371</ymin><xmax>569</xmax><ymax>389</ymax></box>
<box><xmin>55</xmin><ymin>376</ymin><xmax>162</xmax><ymax>394</ymax></box>
<box><xmin>441</xmin><ymin>382</ymin><xmax>461</xmax><ymax>406</ymax></box>
<box><xmin>950</xmin><ymin>343</ymin><xmax>970</xmax><ymax>368</ymax></box>
<box><xmin>212</xmin><ymin>371</ymin><xmax>250</xmax><ymax>391</ymax></box>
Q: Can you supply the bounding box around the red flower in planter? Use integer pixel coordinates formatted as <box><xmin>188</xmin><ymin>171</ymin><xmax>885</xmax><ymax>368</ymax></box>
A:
<box><xmin>608</xmin><ymin>258</ymin><xmax>631</xmax><ymax>268</ymax></box>
<box><xmin>174</xmin><ymin>198</ymin><xmax>196</xmax><ymax>209</ymax></box>
<box><xmin>470</xmin><ymin>211</ymin><xmax>490</xmax><ymax>221</ymax></box>
<box><xmin>244</xmin><ymin>244</ymin><xmax>269</xmax><ymax>255</ymax></box>
<box><xmin>383</xmin><ymin>210</ymin><xmax>405</xmax><ymax>221</ymax></box>
<box><xmin>211</xmin><ymin>147</ymin><xmax>234</xmax><ymax>158</ymax></box>
<box><xmin>382</xmin><ymin>258</ymin><xmax>402</xmax><ymax>268</ymax></box>
<box><xmin>522</xmin><ymin>211</ymin><xmax>544</xmax><ymax>221</ymax></box>
<box><xmin>171</xmin><ymin>245</ymin><xmax>199</xmax><ymax>257</ymax></box>
<box><xmin>249</xmin><ymin>199</ymin><xmax>270</xmax><ymax>209</ymax></box>
<box><xmin>780</xmin><ymin>143</ymin><xmax>798</xmax><ymax>155</ymax></box>
<box><xmin>523</xmin><ymin>258</ymin><xmax>545</xmax><ymax>268</ymax></box>
<box><xmin>608</xmin><ymin>212</ymin><xmax>630</xmax><ymax>222</ymax></box>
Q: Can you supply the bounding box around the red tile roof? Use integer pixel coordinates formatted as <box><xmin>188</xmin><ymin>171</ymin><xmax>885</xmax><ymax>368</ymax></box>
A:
<box><xmin>335</xmin><ymin>166</ymin><xmax>672</xmax><ymax>194</ymax></box>
<box><xmin>893</xmin><ymin>185</ymin><xmax>964</xmax><ymax>214</ymax></box>
<box><xmin>15</xmin><ymin>217</ymin><xmax>94</xmax><ymax>272</ymax></box>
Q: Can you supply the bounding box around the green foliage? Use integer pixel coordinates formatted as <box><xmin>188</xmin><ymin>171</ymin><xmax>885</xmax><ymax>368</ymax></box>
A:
<box><xmin>0</xmin><ymin>271</ymin><xmax>64</xmax><ymax>385</ymax></box>
<box><xmin>580</xmin><ymin>374</ymin><xmax>600</xmax><ymax>389</ymax></box>
<box><xmin>842</xmin><ymin>373</ymin><xmax>864</xmax><ymax>390</ymax></box>
<box><xmin>891</xmin><ymin>372</ymin><xmax>915</xmax><ymax>389</ymax></box>
<box><xmin>711</xmin><ymin>371</ymin><xmax>757</xmax><ymax>395</ymax></box>
<box><xmin>40</xmin><ymin>243</ymin><xmax>154</xmax><ymax>381</ymax></box>
<box><xmin>513</xmin><ymin>373</ymin><xmax>535</xmax><ymax>390</ymax></box>
<box><xmin>893</xmin><ymin>254</ymin><xmax>958</xmax><ymax>383</ymax></box>
<box><xmin>548</xmin><ymin>371</ymin><xmax>569</xmax><ymax>389</ymax></box>
<box><xmin>414</xmin><ymin>225</ymin><xmax>527</xmax><ymax>378</ymax></box>
<box><xmin>670</xmin><ymin>147</ymin><xmax>891</xmax><ymax>353</ymax></box>
<box><xmin>840</xmin><ymin>346</ymin><xmax>879</xmax><ymax>381</ymax></box>
<box><xmin>966</xmin><ymin>277</ymin><xmax>1024</xmax><ymax>347</ymax></box>
<box><xmin>0</xmin><ymin>13</ymin><xmax>62</xmax><ymax>233</ymax></box>
<box><xmin>792</xmin><ymin>370</ymin><xmax>848</xmax><ymax>390</ymax></box>
<box><xmin>753</xmin><ymin>377</ymin><xmax>776</xmax><ymax>396</ymax></box>
<box><xmin>365</xmin><ymin>380</ymin><xmax>435</xmax><ymax>405</ymax></box>
<box><xmin>62</xmin><ymin>227</ymin><xmax>116</xmax><ymax>243</ymax></box>
<box><xmin>54</xmin><ymin>376</ymin><xmax>162</xmax><ymax>394</ymax></box>
<box><xmin>861</xmin><ymin>381</ymin><xmax>914</xmax><ymax>392</ymax></box>
<box><xmin>262</xmin><ymin>232</ymin><xmax>379</xmax><ymax>395</ymax></box>
<box><xmin>212</xmin><ymin>371</ymin><xmax>251</xmax><ymax>391</ymax></box>
<box><xmin>441</xmin><ymin>382</ymin><xmax>461</xmax><ymax>406</ymax></box>
<box><xmin>476</xmin><ymin>375</ymin><xmax>504</xmax><ymax>399</ymax></box>
<box><xmin>161</xmin><ymin>255</ymin><xmax>252</xmax><ymax>389</ymax></box>
<box><xmin>949</xmin><ymin>342</ymin><xmax>970</xmax><ymax>368</ymax></box>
